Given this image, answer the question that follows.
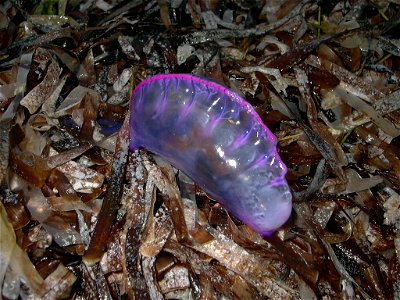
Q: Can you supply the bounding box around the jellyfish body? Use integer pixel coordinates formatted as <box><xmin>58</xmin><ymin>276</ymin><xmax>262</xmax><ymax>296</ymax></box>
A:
<box><xmin>130</xmin><ymin>74</ymin><xmax>292</xmax><ymax>236</ymax></box>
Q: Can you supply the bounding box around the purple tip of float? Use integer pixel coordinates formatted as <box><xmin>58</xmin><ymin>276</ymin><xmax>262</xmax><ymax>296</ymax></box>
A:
<box><xmin>261</xmin><ymin>231</ymin><xmax>275</xmax><ymax>238</ymax></box>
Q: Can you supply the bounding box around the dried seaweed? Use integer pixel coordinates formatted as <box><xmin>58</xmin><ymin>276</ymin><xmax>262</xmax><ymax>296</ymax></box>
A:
<box><xmin>1</xmin><ymin>0</ymin><xmax>400</xmax><ymax>299</ymax></box>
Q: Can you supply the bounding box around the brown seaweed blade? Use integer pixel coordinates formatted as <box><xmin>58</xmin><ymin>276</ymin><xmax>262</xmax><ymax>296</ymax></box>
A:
<box><xmin>83</xmin><ymin>115</ymin><xmax>130</xmax><ymax>265</ymax></box>
<box><xmin>0</xmin><ymin>120</ymin><xmax>10</xmax><ymax>184</ymax></box>
<box><xmin>0</xmin><ymin>202</ymin><xmax>45</xmax><ymax>297</ymax></box>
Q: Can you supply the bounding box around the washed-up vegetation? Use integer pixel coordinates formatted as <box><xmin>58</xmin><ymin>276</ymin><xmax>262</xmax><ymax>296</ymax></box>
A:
<box><xmin>0</xmin><ymin>0</ymin><xmax>399</xmax><ymax>299</ymax></box>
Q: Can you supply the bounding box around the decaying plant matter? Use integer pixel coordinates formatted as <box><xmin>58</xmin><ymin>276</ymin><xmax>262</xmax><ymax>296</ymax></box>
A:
<box><xmin>0</xmin><ymin>0</ymin><xmax>399</xmax><ymax>299</ymax></box>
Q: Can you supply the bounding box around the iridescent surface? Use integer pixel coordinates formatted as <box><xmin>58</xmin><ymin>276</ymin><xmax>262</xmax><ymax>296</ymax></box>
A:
<box><xmin>130</xmin><ymin>74</ymin><xmax>292</xmax><ymax>236</ymax></box>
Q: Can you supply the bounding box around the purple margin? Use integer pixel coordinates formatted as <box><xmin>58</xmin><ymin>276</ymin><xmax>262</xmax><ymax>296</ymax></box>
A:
<box><xmin>132</xmin><ymin>73</ymin><xmax>277</xmax><ymax>143</ymax></box>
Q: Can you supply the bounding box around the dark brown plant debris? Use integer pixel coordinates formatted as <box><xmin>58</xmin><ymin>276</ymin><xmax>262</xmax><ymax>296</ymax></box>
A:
<box><xmin>1</xmin><ymin>0</ymin><xmax>400</xmax><ymax>299</ymax></box>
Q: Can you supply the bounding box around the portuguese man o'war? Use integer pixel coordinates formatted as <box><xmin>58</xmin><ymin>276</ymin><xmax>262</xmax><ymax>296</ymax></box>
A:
<box><xmin>129</xmin><ymin>74</ymin><xmax>292</xmax><ymax>236</ymax></box>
